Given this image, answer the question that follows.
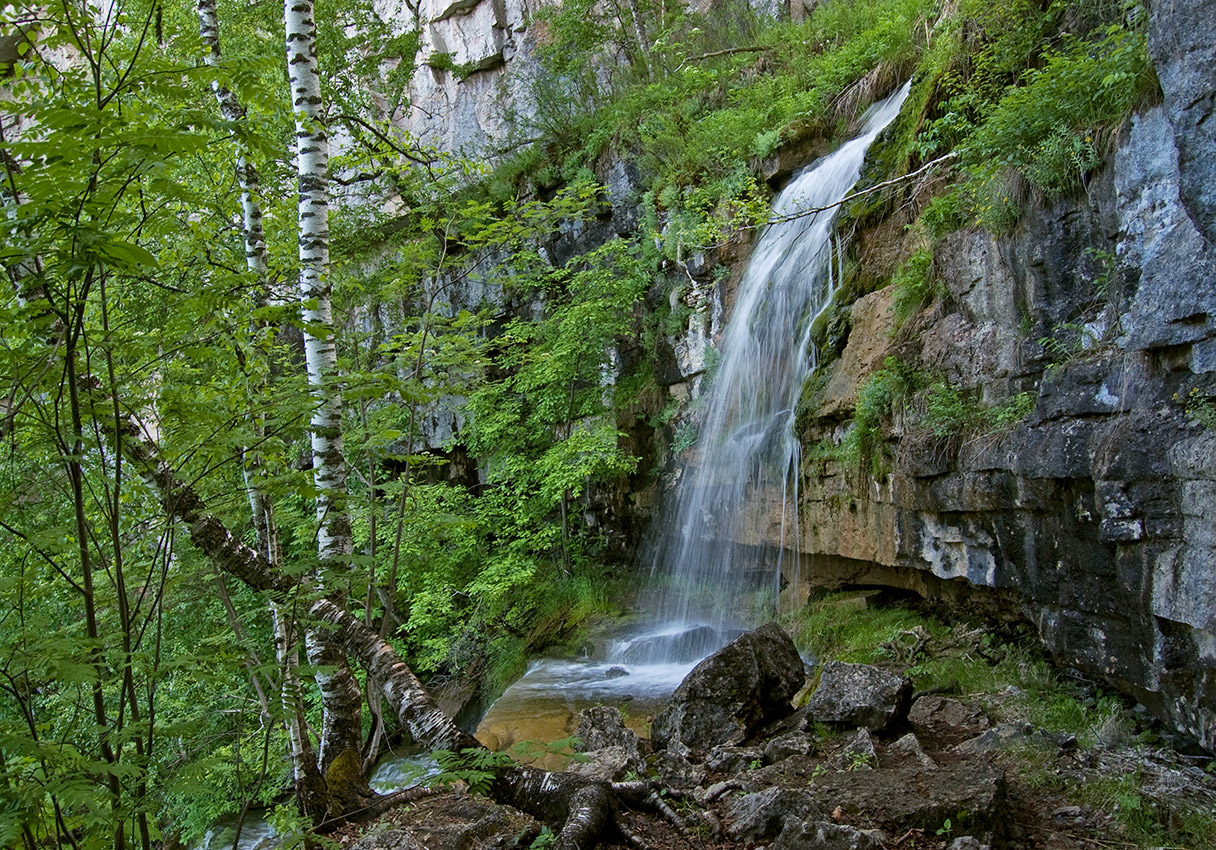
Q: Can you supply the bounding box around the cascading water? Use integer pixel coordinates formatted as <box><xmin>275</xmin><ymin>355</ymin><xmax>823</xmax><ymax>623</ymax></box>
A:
<box><xmin>613</xmin><ymin>81</ymin><xmax>912</xmax><ymax>666</ymax></box>
<box><xmin>470</xmin><ymin>82</ymin><xmax>911</xmax><ymax>774</ymax></box>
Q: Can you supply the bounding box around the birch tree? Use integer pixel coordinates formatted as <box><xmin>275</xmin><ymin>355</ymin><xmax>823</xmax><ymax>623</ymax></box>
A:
<box><xmin>197</xmin><ymin>0</ymin><xmax>328</xmax><ymax>820</ymax></box>
<box><xmin>283</xmin><ymin>0</ymin><xmax>371</xmax><ymax>803</ymax></box>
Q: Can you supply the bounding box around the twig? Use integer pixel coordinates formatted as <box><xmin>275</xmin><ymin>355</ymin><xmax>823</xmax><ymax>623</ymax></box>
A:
<box><xmin>676</xmin><ymin>45</ymin><xmax>773</xmax><ymax>71</ymax></box>
<box><xmin>757</xmin><ymin>152</ymin><xmax>958</xmax><ymax>229</ymax></box>
<box><xmin>891</xmin><ymin>827</ymin><xmax>926</xmax><ymax>846</ymax></box>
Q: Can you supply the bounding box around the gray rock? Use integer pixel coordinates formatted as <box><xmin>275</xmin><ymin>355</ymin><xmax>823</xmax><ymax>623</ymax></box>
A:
<box><xmin>953</xmin><ymin>722</ymin><xmax>1035</xmax><ymax>754</ymax></box>
<box><xmin>771</xmin><ymin>819</ymin><xmax>885</xmax><ymax>850</ymax></box>
<box><xmin>800</xmin><ymin>758</ymin><xmax>1008</xmax><ymax>837</ymax></box>
<box><xmin>349</xmin><ymin>831</ymin><xmax>422</xmax><ymax>850</ymax></box>
<box><xmin>1148</xmin><ymin>0</ymin><xmax>1216</xmax><ymax>244</ymax></box>
<box><xmin>946</xmin><ymin>838</ymin><xmax>991</xmax><ymax>850</ymax></box>
<box><xmin>764</xmin><ymin>729</ymin><xmax>817</xmax><ymax>764</ymax></box>
<box><xmin>1114</xmin><ymin>108</ymin><xmax>1216</xmax><ymax>351</ymax></box>
<box><xmin>575</xmin><ymin>706</ymin><xmax>639</xmax><ymax>753</ymax></box>
<box><xmin>887</xmin><ymin>733</ymin><xmax>937</xmax><ymax>769</ymax></box>
<box><xmin>705</xmin><ymin>745</ymin><xmax>764</xmax><ymax>774</ymax></box>
<box><xmin>832</xmin><ymin>728</ymin><xmax>877</xmax><ymax>771</ymax></box>
<box><xmin>566</xmin><ymin>745</ymin><xmax>642</xmax><ymax>782</ymax></box>
<box><xmin>650</xmin><ymin>749</ymin><xmax>707</xmax><ymax>790</ymax></box>
<box><xmin>807</xmin><ymin>662</ymin><xmax>912</xmax><ymax>735</ymax></box>
<box><xmin>726</xmin><ymin>787</ymin><xmax>816</xmax><ymax>842</ymax></box>
<box><xmin>651</xmin><ymin>623</ymin><xmax>805</xmax><ymax>752</ymax></box>
<box><xmin>908</xmin><ymin>696</ymin><xmax>991</xmax><ymax>747</ymax></box>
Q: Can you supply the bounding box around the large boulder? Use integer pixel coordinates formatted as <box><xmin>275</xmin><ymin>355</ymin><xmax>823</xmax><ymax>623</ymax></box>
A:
<box><xmin>807</xmin><ymin>661</ymin><xmax>912</xmax><ymax>735</ymax></box>
<box><xmin>650</xmin><ymin>623</ymin><xmax>806</xmax><ymax>753</ymax></box>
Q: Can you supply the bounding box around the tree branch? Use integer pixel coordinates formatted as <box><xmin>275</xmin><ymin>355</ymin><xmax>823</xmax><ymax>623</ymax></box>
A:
<box><xmin>676</xmin><ymin>45</ymin><xmax>772</xmax><ymax>71</ymax></box>
<box><xmin>755</xmin><ymin>152</ymin><xmax>958</xmax><ymax>229</ymax></box>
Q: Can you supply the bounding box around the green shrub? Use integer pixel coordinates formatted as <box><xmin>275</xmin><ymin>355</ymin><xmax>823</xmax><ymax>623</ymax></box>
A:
<box><xmin>889</xmin><ymin>246</ymin><xmax>937</xmax><ymax>326</ymax></box>
<box><xmin>840</xmin><ymin>357</ymin><xmax>917</xmax><ymax>476</ymax></box>
<box><xmin>961</xmin><ymin>24</ymin><xmax>1155</xmax><ymax>227</ymax></box>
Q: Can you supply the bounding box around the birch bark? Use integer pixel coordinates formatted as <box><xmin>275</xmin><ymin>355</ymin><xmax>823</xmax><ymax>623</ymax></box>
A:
<box><xmin>285</xmin><ymin>0</ymin><xmax>366</xmax><ymax>782</ymax></box>
<box><xmin>198</xmin><ymin>0</ymin><xmax>330</xmax><ymax>815</ymax></box>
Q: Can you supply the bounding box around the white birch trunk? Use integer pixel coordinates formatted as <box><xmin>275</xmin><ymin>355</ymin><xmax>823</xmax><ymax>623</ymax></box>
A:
<box><xmin>285</xmin><ymin>0</ymin><xmax>352</xmax><ymax>568</ymax></box>
<box><xmin>200</xmin><ymin>0</ymin><xmax>325</xmax><ymax>810</ymax></box>
<box><xmin>198</xmin><ymin>0</ymin><xmax>269</xmax><ymax>284</ymax></box>
<box><xmin>285</xmin><ymin>0</ymin><xmax>366</xmax><ymax>783</ymax></box>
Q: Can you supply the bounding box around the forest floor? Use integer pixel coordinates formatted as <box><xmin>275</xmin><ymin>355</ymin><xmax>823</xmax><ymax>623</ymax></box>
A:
<box><xmin>330</xmin><ymin>598</ymin><xmax>1216</xmax><ymax>850</ymax></box>
<box><xmin>329</xmin><ymin>722</ymin><xmax>1215</xmax><ymax>850</ymax></box>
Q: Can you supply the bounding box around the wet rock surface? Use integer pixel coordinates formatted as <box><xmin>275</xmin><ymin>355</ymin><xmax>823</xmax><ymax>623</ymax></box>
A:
<box><xmin>649</xmin><ymin>623</ymin><xmax>806</xmax><ymax>753</ymax></box>
<box><xmin>796</xmin><ymin>99</ymin><xmax>1216</xmax><ymax>750</ymax></box>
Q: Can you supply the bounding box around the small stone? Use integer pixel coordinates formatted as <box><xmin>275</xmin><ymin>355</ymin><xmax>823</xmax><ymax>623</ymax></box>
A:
<box><xmin>349</xmin><ymin>830</ymin><xmax>422</xmax><ymax>850</ymax></box>
<box><xmin>946</xmin><ymin>838</ymin><xmax>990</xmax><ymax>850</ymax></box>
<box><xmin>565</xmin><ymin>745</ymin><xmax>643</xmax><ymax>782</ymax></box>
<box><xmin>764</xmin><ymin>730</ymin><xmax>817</xmax><ymax>764</ymax></box>
<box><xmin>771</xmin><ymin>818</ymin><xmax>884</xmax><ymax>850</ymax></box>
<box><xmin>651</xmin><ymin>749</ymin><xmax>706</xmax><ymax>790</ymax></box>
<box><xmin>726</xmin><ymin>787</ymin><xmax>817</xmax><ymax>842</ymax></box>
<box><xmin>807</xmin><ymin>662</ymin><xmax>912</xmax><ymax>735</ymax></box>
<box><xmin>832</xmin><ymin>728</ymin><xmax>877</xmax><ymax>771</ymax></box>
<box><xmin>887</xmin><ymin>733</ymin><xmax>937</xmax><ymax>769</ymax></box>
<box><xmin>953</xmin><ymin>722</ymin><xmax>1035</xmax><ymax>754</ymax></box>
<box><xmin>604</xmin><ymin>666</ymin><xmax>629</xmax><ymax>679</ymax></box>
<box><xmin>908</xmin><ymin>696</ymin><xmax>991</xmax><ymax>746</ymax></box>
<box><xmin>706</xmin><ymin>745</ymin><xmax>764</xmax><ymax>774</ymax></box>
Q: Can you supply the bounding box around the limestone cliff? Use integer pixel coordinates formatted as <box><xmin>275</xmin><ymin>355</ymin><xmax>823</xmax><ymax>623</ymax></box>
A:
<box><xmin>790</xmin><ymin>3</ymin><xmax>1216</xmax><ymax>750</ymax></box>
<box><xmin>378</xmin><ymin>0</ymin><xmax>1216</xmax><ymax>750</ymax></box>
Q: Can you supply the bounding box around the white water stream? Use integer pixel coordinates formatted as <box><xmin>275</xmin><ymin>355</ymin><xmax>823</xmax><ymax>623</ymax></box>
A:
<box><xmin>613</xmin><ymin>80</ymin><xmax>912</xmax><ymax>666</ymax></box>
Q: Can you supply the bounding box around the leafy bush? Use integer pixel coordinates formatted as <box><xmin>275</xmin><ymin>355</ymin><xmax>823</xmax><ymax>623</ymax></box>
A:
<box><xmin>839</xmin><ymin>357</ymin><xmax>917</xmax><ymax>476</ymax></box>
<box><xmin>889</xmin><ymin>246</ymin><xmax>938</xmax><ymax>326</ymax></box>
<box><xmin>960</xmin><ymin>23</ymin><xmax>1155</xmax><ymax>227</ymax></box>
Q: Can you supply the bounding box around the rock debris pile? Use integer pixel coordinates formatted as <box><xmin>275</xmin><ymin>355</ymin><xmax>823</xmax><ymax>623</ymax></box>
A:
<box><xmin>342</xmin><ymin>625</ymin><xmax>1216</xmax><ymax>850</ymax></box>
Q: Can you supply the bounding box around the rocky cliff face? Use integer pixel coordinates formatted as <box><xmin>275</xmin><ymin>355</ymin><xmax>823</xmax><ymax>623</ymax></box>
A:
<box><xmin>383</xmin><ymin>0</ymin><xmax>1216</xmax><ymax>749</ymax></box>
<box><xmin>795</xmin><ymin>52</ymin><xmax>1216</xmax><ymax>753</ymax></box>
<box><xmin>376</xmin><ymin>0</ymin><xmax>544</xmax><ymax>155</ymax></box>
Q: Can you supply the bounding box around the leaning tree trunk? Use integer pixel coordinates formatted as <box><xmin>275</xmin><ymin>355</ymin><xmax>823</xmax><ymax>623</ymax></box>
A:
<box><xmin>109</xmin><ymin>405</ymin><xmax>630</xmax><ymax>848</ymax></box>
<box><xmin>283</xmin><ymin>0</ymin><xmax>366</xmax><ymax>793</ymax></box>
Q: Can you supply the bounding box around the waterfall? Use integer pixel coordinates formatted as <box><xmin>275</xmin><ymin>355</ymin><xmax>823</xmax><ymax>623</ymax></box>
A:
<box><xmin>613</xmin><ymin>82</ymin><xmax>912</xmax><ymax>666</ymax></box>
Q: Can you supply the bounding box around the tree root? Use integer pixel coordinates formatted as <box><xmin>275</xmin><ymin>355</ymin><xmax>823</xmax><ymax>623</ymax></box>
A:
<box><xmin>614</xmin><ymin>819</ymin><xmax>652</xmax><ymax>850</ymax></box>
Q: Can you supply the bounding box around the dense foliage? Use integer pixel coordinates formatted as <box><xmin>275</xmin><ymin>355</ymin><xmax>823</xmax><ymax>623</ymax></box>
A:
<box><xmin>0</xmin><ymin>0</ymin><xmax>1162</xmax><ymax>845</ymax></box>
